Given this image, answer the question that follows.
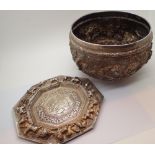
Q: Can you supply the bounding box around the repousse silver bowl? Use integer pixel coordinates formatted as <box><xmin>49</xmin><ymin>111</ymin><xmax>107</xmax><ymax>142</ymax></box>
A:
<box><xmin>70</xmin><ymin>11</ymin><xmax>153</xmax><ymax>80</ymax></box>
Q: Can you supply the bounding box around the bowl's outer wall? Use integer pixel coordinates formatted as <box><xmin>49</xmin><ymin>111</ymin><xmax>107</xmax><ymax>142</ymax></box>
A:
<box><xmin>69</xmin><ymin>12</ymin><xmax>153</xmax><ymax>80</ymax></box>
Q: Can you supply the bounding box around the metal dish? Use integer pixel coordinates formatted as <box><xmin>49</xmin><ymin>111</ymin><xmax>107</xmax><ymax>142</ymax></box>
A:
<box><xmin>13</xmin><ymin>76</ymin><xmax>103</xmax><ymax>143</ymax></box>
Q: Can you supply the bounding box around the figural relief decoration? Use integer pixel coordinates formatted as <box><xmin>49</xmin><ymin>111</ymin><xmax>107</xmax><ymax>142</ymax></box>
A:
<box><xmin>13</xmin><ymin>76</ymin><xmax>103</xmax><ymax>144</ymax></box>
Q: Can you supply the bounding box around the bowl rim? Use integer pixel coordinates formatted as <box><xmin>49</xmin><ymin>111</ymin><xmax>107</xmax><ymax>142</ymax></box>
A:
<box><xmin>70</xmin><ymin>11</ymin><xmax>152</xmax><ymax>48</ymax></box>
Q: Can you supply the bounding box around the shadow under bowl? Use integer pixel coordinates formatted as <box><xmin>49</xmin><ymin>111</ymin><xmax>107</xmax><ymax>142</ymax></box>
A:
<box><xmin>69</xmin><ymin>11</ymin><xmax>153</xmax><ymax>81</ymax></box>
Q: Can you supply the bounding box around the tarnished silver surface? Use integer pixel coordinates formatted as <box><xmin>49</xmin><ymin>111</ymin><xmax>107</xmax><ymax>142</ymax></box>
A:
<box><xmin>13</xmin><ymin>76</ymin><xmax>103</xmax><ymax>144</ymax></box>
<box><xmin>70</xmin><ymin>11</ymin><xmax>153</xmax><ymax>80</ymax></box>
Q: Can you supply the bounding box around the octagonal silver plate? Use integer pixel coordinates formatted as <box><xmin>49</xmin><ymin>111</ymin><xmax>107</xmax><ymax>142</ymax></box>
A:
<box><xmin>13</xmin><ymin>76</ymin><xmax>103</xmax><ymax>144</ymax></box>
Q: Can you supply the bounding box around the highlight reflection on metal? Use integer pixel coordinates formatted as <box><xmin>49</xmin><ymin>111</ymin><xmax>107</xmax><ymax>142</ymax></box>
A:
<box><xmin>13</xmin><ymin>76</ymin><xmax>103</xmax><ymax>144</ymax></box>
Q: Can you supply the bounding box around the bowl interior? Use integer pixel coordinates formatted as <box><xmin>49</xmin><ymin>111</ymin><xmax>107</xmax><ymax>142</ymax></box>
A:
<box><xmin>72</xmin><ymin>12</ymin><xmax>150</xmax><ymax>45</ymax></box>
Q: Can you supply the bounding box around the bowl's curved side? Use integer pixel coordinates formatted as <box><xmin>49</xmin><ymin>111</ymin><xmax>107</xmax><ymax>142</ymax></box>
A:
<box><xmin>70</xmin><ymin>31</ymin><xmax>153</xmax><ymax>80</ymax></box>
